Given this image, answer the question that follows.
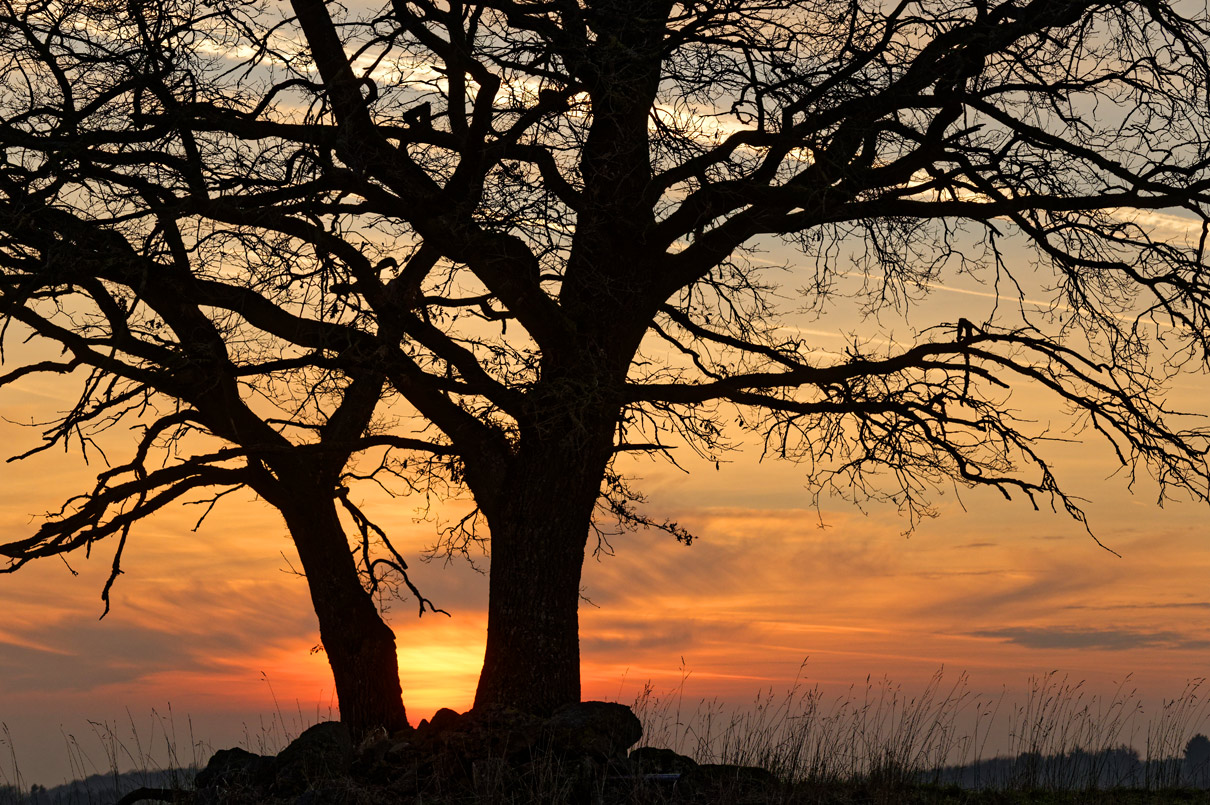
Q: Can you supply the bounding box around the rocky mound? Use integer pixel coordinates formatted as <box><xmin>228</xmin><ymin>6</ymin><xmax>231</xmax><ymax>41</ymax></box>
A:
<box><xmin>153</xmin><ymin>701</ymin><xmax>781</xmax><ymax>804</ymax></box>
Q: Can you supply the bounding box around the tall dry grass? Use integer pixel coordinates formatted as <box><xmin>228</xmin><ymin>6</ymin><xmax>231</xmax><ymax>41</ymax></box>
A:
<box><xmin>0</xmin><ymin>687</ymin><xmax>329</xmax><ymax>804</ymax></box>
<box><xmin>2</xmin><ymin>667</ymin><xmax>1209</xmax><ymax>802</ymax></box>
<box><xmin>1</xmin><ymin>707</ymin><xmax>205</xmax><ymax>804</ymax></box>
<box><xmin>630</xmin><ymin>665</ymin><xmax>1210</xmax><ymax>793</ymax></box>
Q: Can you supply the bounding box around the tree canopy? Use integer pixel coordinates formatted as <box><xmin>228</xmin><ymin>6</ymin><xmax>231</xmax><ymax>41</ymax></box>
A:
<box><xmin>2</xmin><ymin>0</ymin><xmax>1209</xmax><ymax>729</ymax></box>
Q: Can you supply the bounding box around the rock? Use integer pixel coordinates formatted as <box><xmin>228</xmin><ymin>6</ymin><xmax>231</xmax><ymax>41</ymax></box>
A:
<box><xmin>273</xmin><ymin>721</ymin><xmax>354</xmax><ymax>794</ymax></box>
<box><xmin>676</xmin><ymin>763</ymin><xmax>780</xmax><ymax>801</ymax></box>
<box><xmin>350</xmin><ymin>728</ymin><xmax>399</xmax><ymax>783</ymax></box>
<box><xmin>461</xmin><ymin>705</ymin><xmax>545</xmax><ymax>759</ymax></box>
<box><xmin>188</xmin><ymin>705</ymin><xmax>770</xmax><ymax>803</ymax></box>
<box><xmin>471</xmin><ymin>756</ymin><xmax>510</xmax><ymax>797</ymax></box>
<box><xmin>413</xmin><ymin>706</ymin><xmax>543</xmax><ymax>761</ymax></box>
<box><xmin>355</xmin><ymin>725</ymin><xmax>389</xmax><ymax>754</ymax></box>
<box><xmin>383</xmin><ymin>739</ymin><xmax>414</xmax><ymax>762</ymax></box>
<box><xmin>419</xmin><ymin>707</ymin><xmax>464</xmax><ymax>738</ymax></box>
<box><xmin>415</xmin><ymin>705</ymin><xmax>546</xmax><ymax>796</ymax></box>
<box><xmin>545</xmin><ymin>701</ymin><xmax>643</xmax><ymax>759</ymax></box>
<box><xmin>630</xmin><ymin>745</ymin><xmax>698</xmax><ymax>775</ymax></box>
<box><xmin>193</xmin><ymin>747</ymin><xmax>277</xmax><ymax>802</ymax></box>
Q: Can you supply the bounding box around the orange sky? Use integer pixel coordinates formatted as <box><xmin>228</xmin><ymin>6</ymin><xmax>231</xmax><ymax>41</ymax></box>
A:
<box><xmin>3</xmin><ymin>254</ymin><xmax>1210</xmax><ymax>787</ymax></box>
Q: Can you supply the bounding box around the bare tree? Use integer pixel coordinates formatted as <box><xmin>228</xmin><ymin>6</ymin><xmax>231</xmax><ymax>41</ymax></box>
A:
<box><xmin>3</xmin><ymin>0</ymin><xmax>1210</xmax><ymax>728</ymax></box>
<box><xmin>0</xmin><ymin>0</ymin><xmax>460</xmax><ymax>735</ymax></box>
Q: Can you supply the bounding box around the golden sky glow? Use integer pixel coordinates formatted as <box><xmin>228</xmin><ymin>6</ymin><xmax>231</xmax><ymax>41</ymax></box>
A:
<box><xmin>4</xmin><ymin>392</ymin><xmax>1210</xmax><ymax>786</ymax></box>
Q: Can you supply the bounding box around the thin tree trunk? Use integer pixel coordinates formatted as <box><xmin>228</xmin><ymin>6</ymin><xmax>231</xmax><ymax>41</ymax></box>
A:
<box><xmin>279</xmin><ymin>495</ymin><xmax>409</xmax><ymax>736</ymax></box>
<box><xmin>472</xmin><ymin>449</ymin><xmax>603</xmax><ymax>714</ymax></box>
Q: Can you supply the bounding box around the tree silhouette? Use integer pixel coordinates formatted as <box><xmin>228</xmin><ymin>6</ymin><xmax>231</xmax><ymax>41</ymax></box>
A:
<box><xmin>3</xmin><ymin>0</ymin><xmax>1210</xmax><ymax>730</ymax></box>
<box><xmin>1184</xmin><ymin>734</ymin><xmax>1210</xmax><ymax>786</ymax></box>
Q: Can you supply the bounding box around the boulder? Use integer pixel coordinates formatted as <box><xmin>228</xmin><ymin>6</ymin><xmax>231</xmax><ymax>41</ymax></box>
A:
<box><xmin>273</xmin><ymin>721</ymin><xmax>354</xmax><ymax>794</ymax></box>
<box><xmin>414</xmin><ymin>705</ymin><xmax>545</xmax><ymax>769</ymax></box>
<box><xmin>349</xmin><ymin>728</ymin><xmax>400</xmax><ymax>784</ymax></box>
<box><xmin>192</xmin><ymin>747</ymin><xmax>277</xmax><ymax>802</ymax></box>
<box><xmin>630</xmin><ymin>745</ymin><xmax>698</xmax><ymax>775</ymax></box>
<box><xmin>187</xmin><ymin>703</ymin><xmax>670</xmax><ymax>802</ymax></box>
<box><xmin>544</xmin><ymin>701</ymin><xmax>643</xmax><ymax>759</ymax></box>
<box><xmin>676</xmin><ymin>763</ymin><xmax>780</xmax><ymax>802</ymax></box>
<box><xmin>471</xmin><ymin>756</ymin><xmax>510</xmax><ymax>798</ymax></box>
<box><xmin>461</xmin><ymin>705</ymin><xmax>546</xmax><ymax>758</ymax></box>
<box><xmin>417</xmin><ymin>707</ymin><xmax>464</xmax><ymax>739</ymax></box>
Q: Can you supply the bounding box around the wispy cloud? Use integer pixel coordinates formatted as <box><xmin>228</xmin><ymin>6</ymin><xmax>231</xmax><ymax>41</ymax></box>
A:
<box><xmin>971</xmin><ymin>626</ymin><xmax>1210</xmax><ymax>652</ymax></box>
<box><xmin>1063</xmin><ymin>601</ymin><xmax>1210</xmax><ymax>611</ymax></box>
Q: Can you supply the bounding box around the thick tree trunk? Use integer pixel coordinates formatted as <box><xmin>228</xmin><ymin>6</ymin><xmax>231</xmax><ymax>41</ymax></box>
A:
<box><xmin>278</xmin><ymin>494</ymin><xmax>409</xmax><ymax>736</ymax></box>
<box><xmin>472</xmin><ymin>449</ymin><xmax>604</xmax><ymax>714</ymax></box>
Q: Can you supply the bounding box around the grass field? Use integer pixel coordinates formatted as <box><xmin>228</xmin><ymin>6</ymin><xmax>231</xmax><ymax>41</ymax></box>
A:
<box><xmin>2</xmin><ymin>668</ymin><xmax>1209</xmax><ymax>803</ymax></box>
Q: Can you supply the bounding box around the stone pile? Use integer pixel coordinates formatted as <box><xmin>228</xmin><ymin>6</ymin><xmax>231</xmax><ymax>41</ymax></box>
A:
<box><xmin>181</xmin><ymin>701</ymin><xmax>781</xmax><ymax>804</ymax></box>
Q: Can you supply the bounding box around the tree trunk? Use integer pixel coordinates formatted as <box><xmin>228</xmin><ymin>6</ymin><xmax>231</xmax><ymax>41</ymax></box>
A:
<box><xmin>278</xmin><ymin>494</ymin><xmax>409</xmax><ymax>736</ymax></box>
<box><xmin>472</xmin><ymin>449</ymin><xmax>604</xmax><ymax>714</ymax></box>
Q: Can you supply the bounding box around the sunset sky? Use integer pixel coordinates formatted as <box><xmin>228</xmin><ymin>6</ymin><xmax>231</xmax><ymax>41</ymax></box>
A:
<box><xmin>3</xmin><ymin>236</ymin><xmax>1210</xmax><ymax>788</ymax></box>
<box><xmin>5</xmin><ymin>0</ymin><xmax>1210</xmax><ymax>791</ymax></box>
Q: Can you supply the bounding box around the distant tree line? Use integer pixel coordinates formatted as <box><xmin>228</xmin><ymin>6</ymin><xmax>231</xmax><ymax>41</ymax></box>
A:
<box><xmin>0</xmin><ymin>768</ymin><xmax>195</xmax><ymax>805</ymax></box>
<box><xmin>931</xmin><ymin>734</ymin><xmax>1210</xmax><ymax>791</ymax></box>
